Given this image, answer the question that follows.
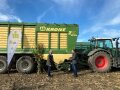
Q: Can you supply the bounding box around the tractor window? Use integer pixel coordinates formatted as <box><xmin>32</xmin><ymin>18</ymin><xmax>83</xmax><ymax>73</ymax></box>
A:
<box><xmin>90</xmin><ymin>39</ymin><xmax>113</xmax><ymax>49</ymax></box>
<box><xmin>97</xmin><ymin>40</ymin><xmax>113</xmax><ymax>49</ymax></box>
<box><xmin>97</xmin><ymin>41</ymin><xmax>104</xmax><ymax>48</ymax></box>
<box><xmin>104</xmin><ymin>40</ymin><xmax>113</xmax><ymax>48</ymax></box>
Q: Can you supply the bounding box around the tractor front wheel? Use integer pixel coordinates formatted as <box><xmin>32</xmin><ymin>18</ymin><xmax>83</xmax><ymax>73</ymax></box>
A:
<box><xmin>88</xmin><ymin>51</ymin><xmax>111</xmax><ymax>73</ymax></box>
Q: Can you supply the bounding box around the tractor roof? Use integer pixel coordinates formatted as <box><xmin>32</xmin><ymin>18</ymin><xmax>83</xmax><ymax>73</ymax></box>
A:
<box><xmin>89</xmin><ymin>37</ymin><xmax>113</xmax><ymax>42</ymax></box>
<box><xmin>95</xmin><ymin>38</ymin><xmax>112</xmax><ymax>40</ymax></box>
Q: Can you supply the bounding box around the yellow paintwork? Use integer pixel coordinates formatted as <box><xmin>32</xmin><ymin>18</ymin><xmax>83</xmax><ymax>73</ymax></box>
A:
<box><xmin>60</xmin><ymin>33</ymin><xmax>67</xmax><ymax>48</ymax></box>
<box><xmin>23</xmin><ymin>27</ymin><xmax>35</xmax><ymax>48</ymax></box>
<box><xmin>0</xmin><ymin>27</ymin><xmax>8</xmax><ymax>48</ymax></box>
<box><xmin>51</xmin><ymin>33</ymin><xmax>58</xmax><ymax>48</ymax></box>
<box><xmin>43</xmin><ymin>54</ymin><xmax>72</xmax><ymax>64</ymax></box>
<box><xmin>37</xmin><ymin>33</ymin><xmax>49</xmax><ymax>48</ymax></box>
<box><xmin>37</xmin><ymin>32</ymin><xmax>68</xmax><ymax>49</ymax></box>
<box><xmin>0</xmin><ymin>45</ymin><xmax>7</xmax><ymax>47</ymax></box>
<box><xmin>0</xmin><ymin>27</ymin><xmax>68</xmax><ymax>49</ymax></box>
<box><xmin>10</xmin><ymin>27</ymin><xmax>22</xmax><ymax>30</ymax></box>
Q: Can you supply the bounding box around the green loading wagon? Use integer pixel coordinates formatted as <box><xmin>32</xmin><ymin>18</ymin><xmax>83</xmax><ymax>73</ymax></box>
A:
<box><xmin>0</xmin><ymin>22</ymin><xmax>79</xmax><ymax>73</ymax></box>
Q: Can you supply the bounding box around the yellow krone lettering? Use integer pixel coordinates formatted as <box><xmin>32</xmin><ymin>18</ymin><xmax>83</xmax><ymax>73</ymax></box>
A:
<box><xmin>40</xmin><ymin>26</ymin><xmax>66</xmax><ymax>32</ymax></box>
<box><xmin>46</xmin><ymin>28</ymin><xmax>51</xmax><ymax>31</ymax></box>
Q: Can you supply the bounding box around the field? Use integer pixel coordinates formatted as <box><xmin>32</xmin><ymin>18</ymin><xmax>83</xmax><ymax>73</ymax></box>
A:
<box><xmin>0</xmin><ymin>67</ymin><xmax>120</xmax><ymax>90</ymax></box>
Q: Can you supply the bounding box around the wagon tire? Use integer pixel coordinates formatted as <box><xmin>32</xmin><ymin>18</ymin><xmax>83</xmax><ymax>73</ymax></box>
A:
<box><xmin>16</xmin><ymin>56</ymin><xmax>35</xmax><ymax>74</ymax></box>
<box><xmin>0</xmin><ymin>56</ymin><xmax>7</xmax><ymax>74</ymax></box>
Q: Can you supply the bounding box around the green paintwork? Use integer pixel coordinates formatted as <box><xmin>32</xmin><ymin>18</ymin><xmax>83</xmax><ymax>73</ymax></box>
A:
<box><xmin>0</xmin><ymin>22</ymin><xmax>79</xmax><ymax>54</ymax></box>
<box><xmin>76</xmin><ymin>42</ymin><xmax>90</xmax><ymax>49</ymax></box>
<box><xmin>76</xmin><ymin>42</ymin><xmax>91</xmax><ymax>56</ymax></box>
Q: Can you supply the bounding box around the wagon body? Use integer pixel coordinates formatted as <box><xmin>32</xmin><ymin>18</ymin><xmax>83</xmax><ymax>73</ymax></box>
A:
<box><xmin>0</xmin><ymin>22</ymin><xmax>79</xmax><ymax>64</ymax></box>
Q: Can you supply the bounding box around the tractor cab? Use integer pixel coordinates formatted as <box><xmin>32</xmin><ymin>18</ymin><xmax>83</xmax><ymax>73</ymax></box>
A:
<box><xmin>89</xmin><ymin>38</ymin><xmax>113</xmax><ymax>50</ymax></box>
<box><xmin>89</xmin><ymin>37</ymin><xmax>120</xmax><ymax>57</ymax></box>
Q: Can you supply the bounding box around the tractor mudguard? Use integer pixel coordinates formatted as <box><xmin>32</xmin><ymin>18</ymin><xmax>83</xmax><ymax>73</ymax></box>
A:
<box><xmin>88</xmin><ymin>48</ymin><xmax>111</xmax><ymax>56</ymax></box>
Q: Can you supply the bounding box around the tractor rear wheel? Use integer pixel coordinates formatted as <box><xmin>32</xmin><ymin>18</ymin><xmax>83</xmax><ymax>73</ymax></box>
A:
<box><xmin>88</xmin><ymin>51</ymin><xmax>111</xmax><ymax>73</ymax></box>
<box><xmin>0</xmin><ymin>56</ymin><xmax>7</xmax><ymax>74</ymax></box>
<box><xmin>16</xmin><ymin>56</ymin><xmax>35</xmax><ymax>74</ymax></box>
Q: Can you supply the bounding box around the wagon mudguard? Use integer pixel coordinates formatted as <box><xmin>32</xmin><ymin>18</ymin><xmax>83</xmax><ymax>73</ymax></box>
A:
<box><xmin>88</xmin><ymin>48</ymin><xmax>111</xmax><ymax>56</ymax></box>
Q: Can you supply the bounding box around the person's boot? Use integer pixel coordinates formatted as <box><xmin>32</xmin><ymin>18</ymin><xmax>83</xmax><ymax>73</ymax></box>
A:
<box><xmin>73</xmin><ymin>73</ymin><xmax>78</xmax><ymax>77</ymax></box>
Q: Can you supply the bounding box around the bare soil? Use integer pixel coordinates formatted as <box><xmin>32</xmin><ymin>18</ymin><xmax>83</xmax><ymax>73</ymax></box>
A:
<box><xmin>0</xmin><ymin>68</ymin><xmax>120</xmax><ymax>90</ymax></box>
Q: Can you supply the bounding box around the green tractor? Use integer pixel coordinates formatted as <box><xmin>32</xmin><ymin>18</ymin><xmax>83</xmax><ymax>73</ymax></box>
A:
<box><xmin>53</xmin><ymin>37</ymin><xmax>120</xmax><ymax>73</ymax></box>
<box><xmin>77</xmin><ymin>37</ymin><xmax>120</xmax><ymax>73</ymax></box>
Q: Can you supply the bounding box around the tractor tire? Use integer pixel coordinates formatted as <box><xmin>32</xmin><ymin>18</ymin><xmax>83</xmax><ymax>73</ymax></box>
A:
<box><xmin>88</xmin><ymin>51</ymin><xmax>111</xmax><ymax>73</ymax></box>
<box><xmin>0</xmin><ymin>56</ymin><xmax>7</xmax><ymax>74</ymax></box>
<box><xmin>88</xmin><ymin>56</ymin><xmax>93</xmax><ymax>70</ymax></box>
<box><xmin>16</xmin><ymin>56</ymin><xmax>35</xmax><ymax>74</ymax></box>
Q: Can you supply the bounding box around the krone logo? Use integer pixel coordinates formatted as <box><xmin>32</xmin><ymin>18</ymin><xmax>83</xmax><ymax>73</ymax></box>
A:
<box><xmin>40</xmin><ymin>26</ymin><xmax>46</xmax><ymax>31</ymax></box>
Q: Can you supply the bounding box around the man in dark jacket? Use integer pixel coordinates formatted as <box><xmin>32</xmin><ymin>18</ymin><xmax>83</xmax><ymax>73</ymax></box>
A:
<box><xmin>71</xmin><ymin>49</ymin><xmax>78</xmax><ymax>77</ymax></box>
<box><xmin>46</xmin><ymin>50</ymin><xmax>54</xmax><ymax>77</ymax></box>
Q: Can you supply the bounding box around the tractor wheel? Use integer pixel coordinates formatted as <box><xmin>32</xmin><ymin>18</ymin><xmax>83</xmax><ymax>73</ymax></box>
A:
<box><xmin>88</xmin><ymin>56</ymin><xmax>93</xmax><ymax>70</ymax></box>
<box><xmin>0</xmin><ymin>56</ymin><xmax>7</xmax><ymax>74</ymax></box>
<box><xmin>16</xmin><ymin>56</ymin><xmax>35</xmax><ymax>74</ymax></box>
<box><xmin>88</xmin><ymin>51</ymin><xmax>111</xmax><ymax>73</ymax></box>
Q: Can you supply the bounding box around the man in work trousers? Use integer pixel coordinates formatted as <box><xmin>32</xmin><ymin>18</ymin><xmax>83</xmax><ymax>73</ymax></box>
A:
<box><xmin>71</xmin><ymin>49</ymin><xmax>78</xmax><ymax>77</ymax></box>
<box><xmin>46</xmin><ymin>50</ymin><xmax>54</xmax><ymax>77</ymax></box>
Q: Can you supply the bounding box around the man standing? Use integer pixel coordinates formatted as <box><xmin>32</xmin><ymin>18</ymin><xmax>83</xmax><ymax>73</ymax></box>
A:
<box><xmin>46</xmin><ymin>50</ymin><xmax>54</xmax><ymax>77</ymax></box>
<box><xmin>71</xmin><ymin>49</ymin><xmax>78</xmax><ymax>77</ymax></box>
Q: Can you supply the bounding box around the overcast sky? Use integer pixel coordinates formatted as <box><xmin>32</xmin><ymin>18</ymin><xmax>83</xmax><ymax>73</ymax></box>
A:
<box><xmin>0</xmin><ymin>0</ymin><xmax>120</xmax><ymax>41</ymax></box>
